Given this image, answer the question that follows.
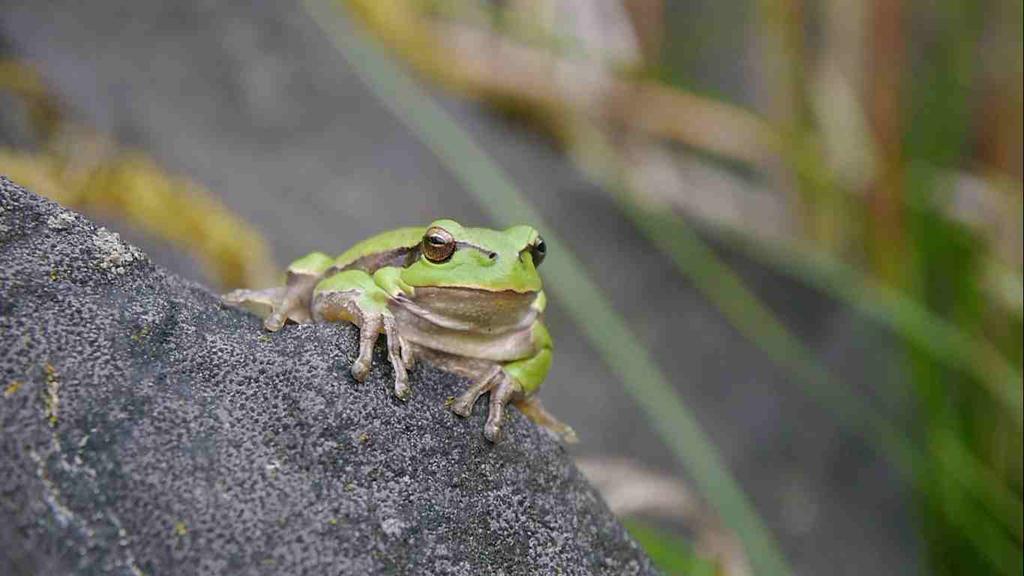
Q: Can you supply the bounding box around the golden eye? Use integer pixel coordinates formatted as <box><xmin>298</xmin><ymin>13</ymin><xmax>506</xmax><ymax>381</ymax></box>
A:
<box><xmin>530</xmin><ymin>236</ymin><xmax>546</xmax><ymax>267</ymax></box>
<box><xmin>422</xmin><ymin>226</ymin><xmax>455</xmax><ymax>262</ymax></box>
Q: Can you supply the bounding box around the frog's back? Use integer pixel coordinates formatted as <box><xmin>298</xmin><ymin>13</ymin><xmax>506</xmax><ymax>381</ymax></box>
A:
<box><xmin>334</xmin><ymin>226</ymin><xmax>425</xmax><ymax>270</ymax></box>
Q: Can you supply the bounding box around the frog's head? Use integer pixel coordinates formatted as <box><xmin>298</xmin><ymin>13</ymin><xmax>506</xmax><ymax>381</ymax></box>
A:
<box><xmin>401</xmin><ymin>219</ymin><xmax>545</xmax><ymax>293</ymax></box>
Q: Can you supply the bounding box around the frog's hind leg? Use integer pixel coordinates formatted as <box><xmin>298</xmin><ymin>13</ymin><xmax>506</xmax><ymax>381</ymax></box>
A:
<box><xmin>450</xmin><ymin>337</ymin><xmax>571</xmax><ymax>443</ymax></box>
<box><xmin>222</xmin><ymin>251</ymin><xmax>334</xmax><ymax>331</ymax></box>
<box><xmin>451</xmin><ymin>371</ymin><xmax>576</xmax><ymax>443</ymax></box>
<box><xmin>514</xmin><ymin>396</ymin><xmax>578</xmax><ymax>443</ymax></box>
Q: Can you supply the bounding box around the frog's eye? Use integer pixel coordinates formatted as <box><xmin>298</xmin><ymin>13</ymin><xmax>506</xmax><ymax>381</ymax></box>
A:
<box><xmin>422</xmin><ymin>226</ymin><xmax>456</xmax><ymax>262</ymax></box>
<box><xmin>530</xmin><ymin>236</ymin><xmax>546</xmax><ymax>267</ymax></box>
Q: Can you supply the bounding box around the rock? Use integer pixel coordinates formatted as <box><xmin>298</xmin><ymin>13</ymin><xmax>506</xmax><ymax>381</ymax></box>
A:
<box><xmin>0</xmin><ymin>177</ymin><xmax>655</xmax><ymax>575</ymax></box>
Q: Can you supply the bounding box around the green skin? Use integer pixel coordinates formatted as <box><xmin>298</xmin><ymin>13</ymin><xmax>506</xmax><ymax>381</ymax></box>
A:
<box><xmin>222</xmin><ymin>219</ymin><xmax>573</xmax><ymax>443</ymax></box>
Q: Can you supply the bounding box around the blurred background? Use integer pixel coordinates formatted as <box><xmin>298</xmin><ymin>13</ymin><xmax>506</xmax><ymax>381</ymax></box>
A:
<box><xmin>1</xmin><ymin>1</ymin><xmax>1020</xmax><ymax>575</ymax></box>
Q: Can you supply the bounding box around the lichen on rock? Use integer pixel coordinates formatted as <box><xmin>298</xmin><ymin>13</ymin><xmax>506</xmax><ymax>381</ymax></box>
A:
<box><xmin>92</xmin><ymin>226</ymin><xmax>146</xmax><ymax>274</ymax></box>
<box><xmin>45</xmin><ymin>211</ymin><xmax>75</xmax><ymax>230</ymax></box>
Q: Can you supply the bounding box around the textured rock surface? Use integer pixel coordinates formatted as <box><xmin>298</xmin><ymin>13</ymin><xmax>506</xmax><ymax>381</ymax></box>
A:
<box><xmin>0</xmin><ymin>177</ymin><xmax>655</xmax><ymax>575</ymax></box>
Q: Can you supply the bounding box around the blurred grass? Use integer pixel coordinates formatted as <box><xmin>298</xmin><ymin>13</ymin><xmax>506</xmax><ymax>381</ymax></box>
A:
<box><xmin>304</xmin><ymin>1</ymin><xmax>793</xmax><ymax>574</ymax></box>
<box><xmin>899</xmin><ymin>0</ymin><xmax>1022</xmax><ymax>573</ymax></box>
<box><xmin>617</xmin><ymin>197</ymin><xmax>1022</xmax><ymax>536</ymax></box>
<box><xmin>618</xmin><ymin>197</ymin><xmax>1022</xmax><ymax>573</ymax></box>
<box><xmin>626</xmin><ymin>520</ymin><xmax>720</xmax><ymax>576</ymax></box>
<box><xmin>0</xmin><ymin>61</ymin><xmax>278</xmax><ymax>290</ymax></box>
<box><xmin>639</xmin><ymin>0</ymin><xmax>1023</xmax><ymax>571</ymax></box>
<box><xmin>714</xmin><ymin>228</ymin><xmax>1022</xmax><ymax>425</ymax></box>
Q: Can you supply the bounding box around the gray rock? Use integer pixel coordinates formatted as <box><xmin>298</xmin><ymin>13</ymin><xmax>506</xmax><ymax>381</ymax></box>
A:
<box><xmin>0</xmin><ymin>177</ymin><xmax>656</xmax><ymax>576</ymax></box>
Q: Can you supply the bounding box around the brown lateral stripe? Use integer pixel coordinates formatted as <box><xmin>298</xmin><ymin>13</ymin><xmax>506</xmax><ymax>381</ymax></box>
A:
<box><xmin>338</xmin><ymin>245</ymin><xmax>420</xmax><ymax>274</ymax></box>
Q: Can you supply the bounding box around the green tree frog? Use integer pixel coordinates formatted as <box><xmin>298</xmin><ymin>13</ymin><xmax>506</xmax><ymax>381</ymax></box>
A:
<box><xmin>222</xmin><ymin>219</ymin><xmax>574</xmax><ymax>443</ymax></box>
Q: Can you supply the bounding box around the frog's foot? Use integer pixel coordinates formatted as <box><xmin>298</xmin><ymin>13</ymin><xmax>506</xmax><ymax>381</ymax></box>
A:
<box><xmin>223</xmin><ymin>252</ymin><xmax>334</xmax><ymax>332</ymax></box>
<box><xmin>222</xmin><ymin>278</ymin><xmax>318</xmax><ymax>332</ymax></box>
<box><xmin>313</xmin><ymin>291</ymin><xmax>413</xmax><ymax>400</ymax></box>
<box><xmin>451</xmin><ymin>367</ymin><xmax>522</xmax><ymax>443</ymax></box>
<box><xmin>514</xmin><ymin>396</ymin><xmax>578</xmax><ymax>444</ymax></box>
<box><xmin>357</xmin><ymin>313</ymin><xmax>412</xmax><ymax>400</ymax></box>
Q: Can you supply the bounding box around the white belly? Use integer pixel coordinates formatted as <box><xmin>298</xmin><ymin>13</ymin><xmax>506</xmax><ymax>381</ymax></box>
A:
<box><xmin>389</xmin><ymin>286</ymin><xmax>539</xmax><ymax>362</ymax></box>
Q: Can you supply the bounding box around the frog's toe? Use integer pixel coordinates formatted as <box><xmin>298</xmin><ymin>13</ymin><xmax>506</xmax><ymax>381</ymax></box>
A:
<box><xmin>389</xmin><ymin>355</ymin><xmax>411</xmax><ymax>399</ymax></box>
<box><xmin>350</xmin><ymin>357</ymin><xmax>371</xmax><ymax>382</ymax></box>
<box><xmin>382</xmin><ymin>316</ymin><xmax>411</xmax><ymax>400</ymax></box>
<box><xmin>394</xmin><ymin>378</ymin><xmax>411</xmax><ymax>400</ymax></box>
<box><xmin>222</xmin><ymin>287</ymin><xmax>286</xmax><ymax>320</ymax></box>
<box><xmin>483</xmin><ymin>378</ymin><xmax>518</xmax><ymax>443</ymax></box>
<box><xmin>399</xmin><ymin>336</ymin><xmax>416</xmax><ymax>370</ymax></box>
<box><xmin>220</xmin><ymin>288</ymin><xmax>249</xmax><ymax>305</ymax></box>
<box><xmin>264</xmin><ymin>312</ymin><xmax>287</xmax><ymax>332</ymax></box>
<box><xmin>351</xmin><ymin>314</ymin><xmax>383</xmax><ymax>382</ymax></box>
<box><xmin>265</xmin><ymin>302</ymin><xmax>311</xmax><ymax>331</ymax></box>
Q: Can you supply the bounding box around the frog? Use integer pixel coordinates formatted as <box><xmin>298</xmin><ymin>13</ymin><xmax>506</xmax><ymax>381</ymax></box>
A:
<box><xmin>221</xmin><ymin>219</ymin><xmax>574</xmax><ymax>443</ymax></box>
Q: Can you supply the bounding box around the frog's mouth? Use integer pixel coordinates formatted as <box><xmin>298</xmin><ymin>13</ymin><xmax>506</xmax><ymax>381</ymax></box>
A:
<box><xmin>394</xmin><ymin>286</ymin><xmax>539</xmax><ymax>333</ymax></box>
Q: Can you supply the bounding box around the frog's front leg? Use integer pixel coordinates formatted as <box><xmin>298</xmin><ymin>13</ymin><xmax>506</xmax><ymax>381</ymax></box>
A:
<box><xmin>312</xmin><ymin>269</ymin><xmax>413</xmax><ymax>399</ymax></box>
<box><xmin>222</xmin><ymin>252</ymin><xmax>334</xmax><ymax>331</ymax></box>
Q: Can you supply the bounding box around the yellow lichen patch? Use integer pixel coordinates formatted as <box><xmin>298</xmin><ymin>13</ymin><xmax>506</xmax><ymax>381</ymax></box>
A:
<box><xmin>3</xmin><ymin>380</ymin><xmax>23</xmax><ymax>398</ymax></box>
<box><xmin>173</xmin><ymin>521</ymin><xmax>188</xmax><ymax>537</ymax></box>
<box><xmin>130</xmin><ymin>325</ymin><xmax>152</xmax><ymax>342</ymax></box>
<box><xmin>0</xmin><ymin>60</ymin><xmax>279</xmax><ymax>290</ymax></box>
<box><xmin>42</xmin><ymin>363</ymin><xmax>59</xmax><ymax>427</ymax></box>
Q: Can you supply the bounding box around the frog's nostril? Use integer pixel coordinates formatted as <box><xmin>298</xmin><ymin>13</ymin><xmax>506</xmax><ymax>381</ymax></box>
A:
<box><xmin>488</xmin><ymin>252</ymin><xmax>497</xmax><ymax>260</ymax></box>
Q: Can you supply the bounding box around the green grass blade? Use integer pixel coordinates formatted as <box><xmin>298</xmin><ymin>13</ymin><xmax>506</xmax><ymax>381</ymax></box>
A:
<box><xmin>303</xmin><ymin>2</ymin><xmax>793</xmax><ymax>575</ymax></box>
<box><xmin>617</xmin><ymin>202</ymin><xmax>1022</xmax><ymax>559</ymax></box>
<box><xmin>715</xmin><ymin>226</ymin><xmax>1023</xmax><ymax>427</ymax></box>
<box><xmin>625</xmin><ymin>520</ymin><xmax>720</xmax><ymax>576</ymax></box>
<box><xmin>622</xmin><ymin>202</ymin><xmax>1022</xmax><ymax>521</ymax></box>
